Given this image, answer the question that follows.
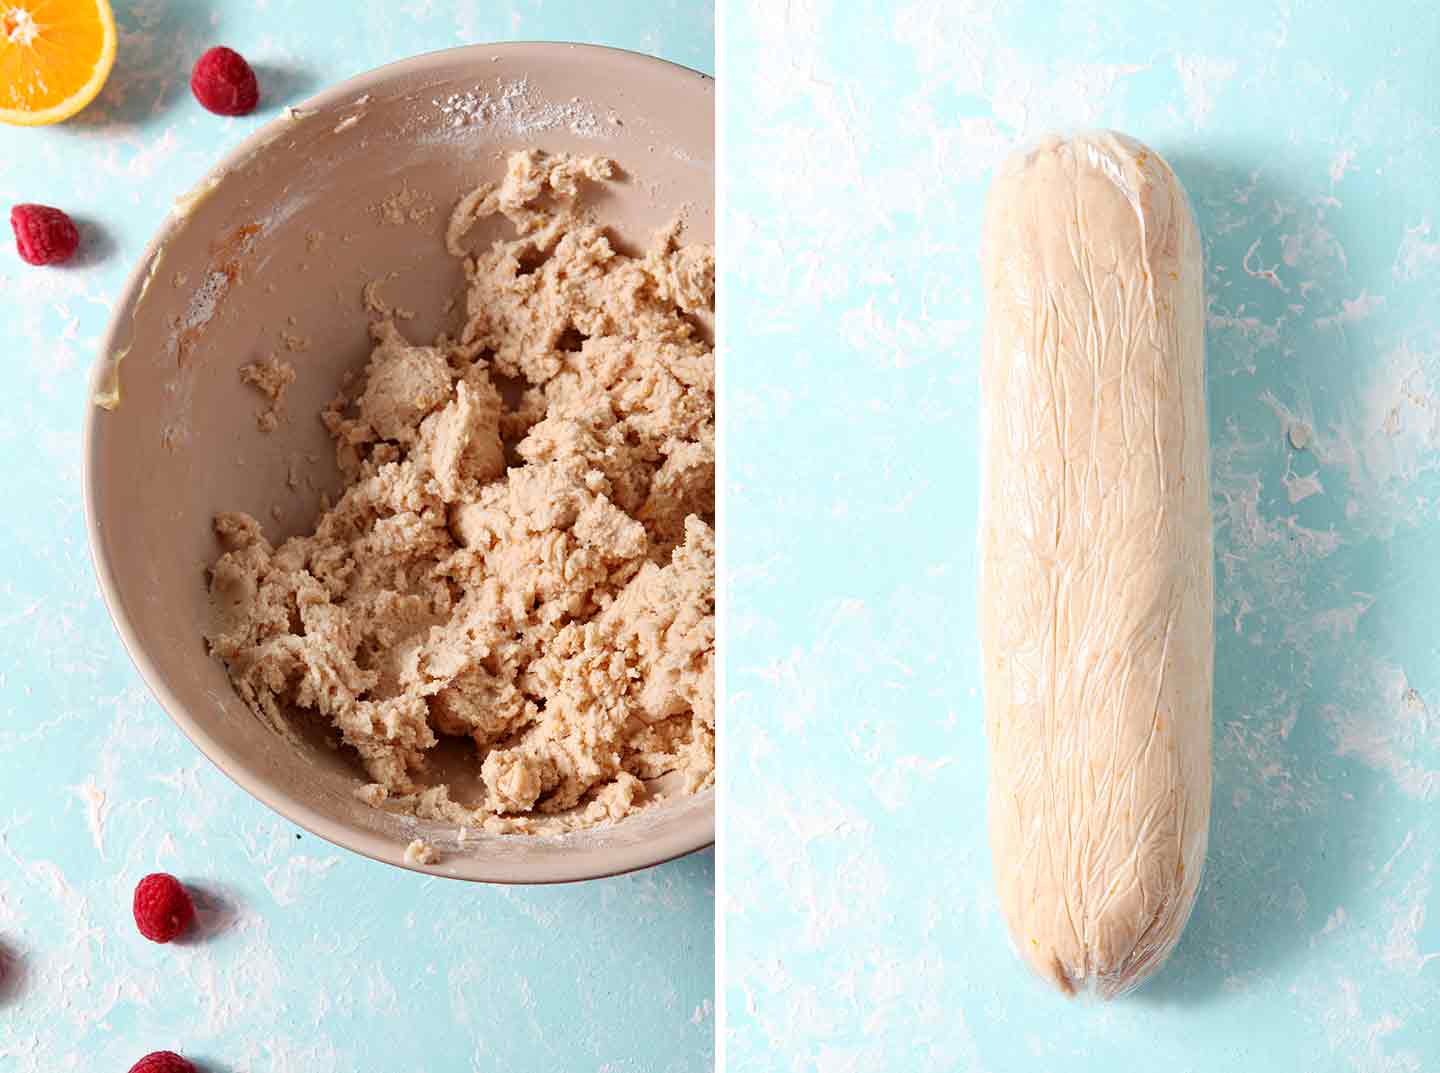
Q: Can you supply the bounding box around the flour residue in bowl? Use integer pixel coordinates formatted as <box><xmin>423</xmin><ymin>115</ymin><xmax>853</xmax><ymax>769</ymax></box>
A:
<box><xmin>430</xmin><ymin>77</ymin><xmax>608</xmax><ymax>138</ymax></box>
<box><xmin>204</xmin><ymin>150</ymin><xmax>716</xmax><ymax>835</ymax></box>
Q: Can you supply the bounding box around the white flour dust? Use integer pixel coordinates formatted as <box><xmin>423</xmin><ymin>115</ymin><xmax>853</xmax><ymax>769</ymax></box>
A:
<box><xmin>430</xmin><ymin>78</ymin><xmax>607</xmax><ymax>138</ymax></box>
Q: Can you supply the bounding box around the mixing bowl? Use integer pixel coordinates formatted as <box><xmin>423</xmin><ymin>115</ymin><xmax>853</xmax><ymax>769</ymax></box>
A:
<box><xmin>83</xmin><ymin>43</ymin><xmax>715</xmax><ymax>883</ymax></box>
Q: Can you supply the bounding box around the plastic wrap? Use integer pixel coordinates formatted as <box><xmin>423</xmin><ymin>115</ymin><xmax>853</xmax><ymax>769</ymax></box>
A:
<box><xmin>978</xmin><ymin>131</ymin><xmax>1213</xmax><ymax>998</ymax></box>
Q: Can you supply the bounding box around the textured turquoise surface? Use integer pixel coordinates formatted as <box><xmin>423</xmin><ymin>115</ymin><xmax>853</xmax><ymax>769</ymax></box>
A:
<box><xmin>0</xmin><ymin>3</ymin><xmax>712</xmax><ymax>1070</ymax></box>
<box><xmin>723</xmin><ymin>2</ymin><xmax>1439</xmax><ymax>1070</ymax></box>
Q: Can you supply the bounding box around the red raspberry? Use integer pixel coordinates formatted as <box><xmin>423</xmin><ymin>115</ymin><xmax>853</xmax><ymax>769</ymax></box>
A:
<box><xmin>190</xmin><ymin>46</ymin><xmax>260</xmax><ymax>116</ymax></box>
<box><xmin>132</xmin><ymin>873</ymin><xmax>194</xmax><ymax>943</ymax></box>
<box><xmin>10</xmin><ymin>204</ymin><xmax>80</xmax><ymax>266</ymax></box>
<box><xmin>128</xmin><ymin>1052</ymin><xmax>196</xmax><ymax>1073</ymax></box>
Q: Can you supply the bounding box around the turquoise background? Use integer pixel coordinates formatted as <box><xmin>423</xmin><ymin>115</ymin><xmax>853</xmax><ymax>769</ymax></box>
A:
<box><xmin>0</xmin><ymin>3</ymin><xmax>712</xmax><ymax>1071</ymax></box>
<box><xmin>723</xmin><ymin>1</ymin><xmax>1439</xmax><ymax>1070</ymax></box>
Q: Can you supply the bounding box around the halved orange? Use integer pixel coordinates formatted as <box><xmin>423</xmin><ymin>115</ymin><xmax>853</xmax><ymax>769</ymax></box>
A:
<box><xmin>0</xmin><ymin>0</ymin><xmax>117</xmax><ymax>126</ymax></box>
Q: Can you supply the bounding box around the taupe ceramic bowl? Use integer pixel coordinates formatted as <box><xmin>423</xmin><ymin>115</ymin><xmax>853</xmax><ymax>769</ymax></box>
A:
<box><xmin>83</xmin><ymin>43</ymin><xmax>714</xmax><ymax>883</ymax></box>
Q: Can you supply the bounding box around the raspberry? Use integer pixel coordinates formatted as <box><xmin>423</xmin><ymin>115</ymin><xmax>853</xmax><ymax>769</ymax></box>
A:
<box><xmin>128</xmin><ymin>1052</ymin><xmax>196</xmax><ymax>1073</ymax></box>
<box><xmin>10</xmin><ymin>204</ymin><xmax>80</xmax><ymax>266</ymax></box>
<box><xmin>132</xmin><ymin>873</ymin><xmax>194</xmax><ymax>943</ymax></box>
<box><xmin>190</xmin><ymin>46</ymin><xmax>259</xmax><ymax>116</ymax></box>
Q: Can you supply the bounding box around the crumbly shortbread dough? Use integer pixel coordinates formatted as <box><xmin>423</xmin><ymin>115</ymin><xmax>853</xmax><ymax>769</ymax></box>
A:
<box><xmin>404</xmin><ymin>839</ymin><xmax>440</xmax><ymax>866</ymax></box>
<box><xmin>240</xmin><ymin>356</ymin><xmax>296</xmax><ymax>433</ymax></box>
<box><xmin>206</xmin><ymin>150</ymin><xmax>715</xmax><ymax>834</ymax></box>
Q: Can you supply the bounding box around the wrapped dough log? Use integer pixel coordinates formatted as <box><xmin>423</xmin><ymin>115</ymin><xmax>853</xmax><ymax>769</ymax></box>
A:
<box><xmin>978</xmin><ymin>131</ymin><xmax>1213</xmax><ymax>997</ymax></box>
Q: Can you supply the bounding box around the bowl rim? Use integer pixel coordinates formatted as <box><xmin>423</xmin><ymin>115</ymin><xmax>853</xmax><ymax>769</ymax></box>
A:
<box><xmin>82</xmin><ymin>40</ymin><xmax>716</xmax><ymax>885</ymax></box>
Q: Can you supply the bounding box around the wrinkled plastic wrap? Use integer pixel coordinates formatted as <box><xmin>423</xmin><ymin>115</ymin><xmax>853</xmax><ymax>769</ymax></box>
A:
<box><xmin>978</xmin><ymin>131</ymin><xmax>1213</xmax><ymax>998</ymax></box>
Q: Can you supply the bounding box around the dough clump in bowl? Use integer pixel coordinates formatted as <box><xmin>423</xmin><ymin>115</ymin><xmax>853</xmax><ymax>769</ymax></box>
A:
<box><xmin>206</xmin><ymin>150</ymin><xmax>715</xmax><ymax>835</ymax></box>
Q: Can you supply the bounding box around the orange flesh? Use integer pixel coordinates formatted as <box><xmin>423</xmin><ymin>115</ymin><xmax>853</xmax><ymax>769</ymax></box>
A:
<box><xmin>0</xmin><ymin>1</ymin><xmax>111</xmax><ymax>115</ymax></box>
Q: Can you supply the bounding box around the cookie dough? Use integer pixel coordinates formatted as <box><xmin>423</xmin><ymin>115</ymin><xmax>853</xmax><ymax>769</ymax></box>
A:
<box><xmin>980</xmin><ymin>132</ymin><xmax>1211</xmax><ymax>996</ymax></box>
<box><xmin>206</xmin><ymin>150</ymin><xmax>715</xmax><ymax>834</ymax></box>
<box><xmin>239</xmin><ymin>355</ymin><xmax>296</xmax><ymax>433</ymax></box>
<box><xmin>404</xmin><ymin>838</ymin><xmax>440</xmax><ymax>866</ymax></box>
